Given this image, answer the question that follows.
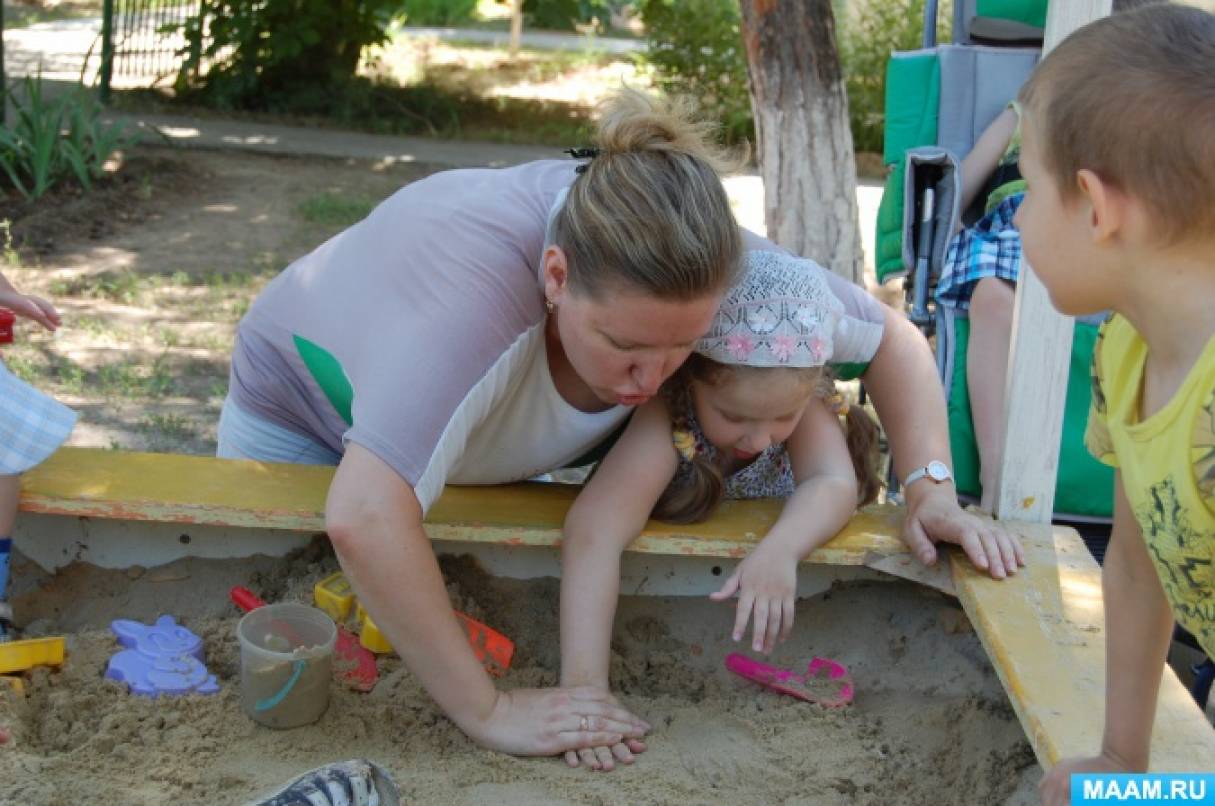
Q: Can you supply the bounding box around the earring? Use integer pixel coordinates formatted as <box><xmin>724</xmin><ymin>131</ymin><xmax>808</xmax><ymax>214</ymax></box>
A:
<box><xmin>545</xmin><ymin>298</ymin><xmax>555</xmax><ymax>314</ymax></box>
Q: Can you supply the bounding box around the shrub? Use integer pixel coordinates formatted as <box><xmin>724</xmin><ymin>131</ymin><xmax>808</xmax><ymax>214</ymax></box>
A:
<box><xmin>0</xmin><ymin>77</ymin><xmax>140</xmax><ymax>200</ymax></box>
<box><xmin>173</xmin><ymin>0</ymin><xmax>404</xmax><ymax>109</ymax></box>
<box><xmin>401</xmin><ymin>0</ymin><xmax>478</xmax><ymax>26</ymax></box>
<box><xmin>637</xmin><ymin>0</ymin><xmax>751</xmax><ymax>145</ymax></box>
<box><xmin>839</xmin><ymin>0</ymin><xmax>952</xmax><ymax>154</ymax></box>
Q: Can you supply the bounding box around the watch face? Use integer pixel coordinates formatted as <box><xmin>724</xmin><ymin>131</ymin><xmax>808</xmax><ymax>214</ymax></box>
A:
<box><xmin>927</xmin><ymin>461</ymin><xmax>951</xmax><ymax>481</ymax></box>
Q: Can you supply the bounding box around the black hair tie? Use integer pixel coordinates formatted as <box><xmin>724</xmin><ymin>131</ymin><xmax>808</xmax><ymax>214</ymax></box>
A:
<box><xmin>565</xmin><ymin>147</ymin><xmax>600</xmax><ymax>174</ymax></box>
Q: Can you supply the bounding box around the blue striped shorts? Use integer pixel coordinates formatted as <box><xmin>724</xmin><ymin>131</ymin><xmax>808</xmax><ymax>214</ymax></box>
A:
<box><xmin>0</xmin><ymin>359</ymin><xmax>76</xmax><ymax>475</ymax></box>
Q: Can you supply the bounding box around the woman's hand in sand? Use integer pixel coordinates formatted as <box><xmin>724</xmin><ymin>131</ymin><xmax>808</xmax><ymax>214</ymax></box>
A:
<box><xmin>901</xmin><ymin>486</ymin><xmax>1025</xmax><ymax>579</ymax></box>
<box><xmin>562</xmin><ymin>690</ymin><xmax>648</xmax><ymax>772</ymax></box>
<box><xmin>468</xmin><ymin>686</ymin><xmax>650</xmax><ymax>757</ymax></box>
<box><xmin>709</xmin><ymin>542</ymin><xmax>798</xmax><ymax>654</ymax></box>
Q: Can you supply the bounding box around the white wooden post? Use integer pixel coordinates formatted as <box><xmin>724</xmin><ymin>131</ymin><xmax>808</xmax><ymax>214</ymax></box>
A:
<box><xmin>992</xmin><ymin>0</ymin><xmax>1112</xmax><ymax>523</ymax></box>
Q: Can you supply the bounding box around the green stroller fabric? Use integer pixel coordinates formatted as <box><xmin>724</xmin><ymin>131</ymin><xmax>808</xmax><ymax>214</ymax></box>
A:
<box><xmin>943</xmin><ymin>315</ymin><xmax>1115</xmax><ymax>518</ymax></box>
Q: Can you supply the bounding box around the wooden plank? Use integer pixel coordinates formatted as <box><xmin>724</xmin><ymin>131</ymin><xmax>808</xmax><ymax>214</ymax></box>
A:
<box><xmin>951</xmin><ymin>519</ymin><xmax>1215</xmax><ymax>770</ymax></box>
<box><xmin>19</xmin><ymin>448</ymin><xmax>917</xmax><ymax>571</ymax></box>
<box><xmin>992</xmin><ymin>0</ymin><xmax>1113</xmax><ymax>522</ymax></box>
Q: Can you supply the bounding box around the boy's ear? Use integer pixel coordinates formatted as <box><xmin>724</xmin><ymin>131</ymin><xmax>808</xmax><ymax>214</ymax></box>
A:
<box><xmin>542</xmin><ymin>245</ymin><xmax>569</xmax><ymax>305</ymax></box>
<box><xmin>1076</xmin><ymin>168</ymin><xmax>1126</xmax><ymax>243</ymax></box>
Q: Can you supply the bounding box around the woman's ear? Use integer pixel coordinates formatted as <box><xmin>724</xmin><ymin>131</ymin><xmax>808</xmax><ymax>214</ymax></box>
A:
<box><xmin>542</xmin><ymin>245</ymin><xmax>569</xmax><ymax>305</ymax></box>
<box><xmin>1076</xmin><ymin>168</ymin><xmax>1126</xmax><ymax>244</ymax></box>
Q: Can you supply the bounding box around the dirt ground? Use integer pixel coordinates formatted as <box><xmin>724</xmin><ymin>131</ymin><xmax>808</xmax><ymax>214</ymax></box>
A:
<box><xmin>0</xmin><ymin>544</ymin><xmax>1040</xmax><ymax>805</ymax></box>
<box><xmin>1</xmin><ymin>145</ymin><xmax>437</xmax><ymax>455</ymax></box>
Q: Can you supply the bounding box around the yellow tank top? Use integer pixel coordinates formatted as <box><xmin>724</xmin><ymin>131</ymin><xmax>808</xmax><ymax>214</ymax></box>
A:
<box><xmin>1085</xmin><ymin>315</ymin><xmax>1215</xmax><ymax>657</ymax></box>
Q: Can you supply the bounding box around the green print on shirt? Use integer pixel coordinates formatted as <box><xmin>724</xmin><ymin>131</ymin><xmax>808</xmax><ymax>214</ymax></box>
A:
<box><xmin>1138</xmin><ymin>477</ymin><xmax>1214</xmax><ymax>654</ymax></box>
<box><xmin>293</xmin><ymin>335</ymin><xmax>354</xmax><ymax>427</ymax></box>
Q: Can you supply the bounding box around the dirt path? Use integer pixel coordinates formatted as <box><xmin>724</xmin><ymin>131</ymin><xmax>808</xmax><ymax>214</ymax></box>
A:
<box><xmin>2</xmin><ymin>145</ymin><xmax>435</xmax><ymax>454</ymax></box>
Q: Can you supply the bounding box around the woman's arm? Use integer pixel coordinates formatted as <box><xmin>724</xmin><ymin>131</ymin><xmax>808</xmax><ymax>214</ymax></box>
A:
<box><xmin>560</xmin><ymin>400</ymin><xmax>679</xmax><ymax>691</ymax></box>
<box><xmin>327</xmin><ymin>443</ymin><xmax>650</xmax><ymax>756</ymax></box>
<box><xmin>862</xmin><ymin>305</ymin><xmax>1024</xmax><ymax>577</ymax></box>
<box><xmin>710</xmin><ymin>398</ymin><xmax>857</xmax><ymax>653</ymax></box>
<box><xmin>559</xmin><ymin>400</ymin><xmax>677</xmax><ymax>770</ymax></box>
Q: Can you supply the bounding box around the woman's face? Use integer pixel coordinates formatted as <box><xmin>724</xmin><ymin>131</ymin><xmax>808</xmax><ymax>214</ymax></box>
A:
<box><xmin>545</xmin><ymin>247</ymin><xmax>722</xmax><ymax>407</ymax></box>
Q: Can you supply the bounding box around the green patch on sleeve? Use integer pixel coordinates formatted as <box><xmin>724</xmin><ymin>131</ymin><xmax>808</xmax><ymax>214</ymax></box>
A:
<box><xmin>293</xmin><ymin>335</ymin><xmax>354</xmax><ymax>426</ymax></box>
<box><xmin>830</xmin><ymin>362</ymin><xmax>870</xmax><ymax>382</ymax></box>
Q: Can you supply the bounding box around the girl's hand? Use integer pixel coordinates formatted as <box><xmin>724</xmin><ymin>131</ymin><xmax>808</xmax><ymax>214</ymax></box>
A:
<box><xmin>561</xmin><ymin>689</ymin><xmax>648</xmax><ymax>772</ymax></box>
<box><xmin>0</xmin><ymin>288</ymin><xmax>60</xmax><ymax>332</ymax></box>
<box><xmin>710</xmin><ymin>542</ymin><xmax>798</xmax><ymax>654</ymax></box>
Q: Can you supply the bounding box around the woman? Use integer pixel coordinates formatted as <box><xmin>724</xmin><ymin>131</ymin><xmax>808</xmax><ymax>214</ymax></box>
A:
<box><xmin>220</xmin><ymin>88</ymin><xmax>1018</xmax><ymax>758</ymax></box>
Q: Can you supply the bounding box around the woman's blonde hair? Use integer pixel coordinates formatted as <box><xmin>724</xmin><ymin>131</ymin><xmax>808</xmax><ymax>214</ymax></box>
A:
<box><xmin>553</xmin><ymin>88</ymin><xmax>744</xmax><ymax>301</ymax></box>
<box><xmin>652</xmin><ymin>356</ymin><xmax>883</xmax><ymax>524</ymax></box>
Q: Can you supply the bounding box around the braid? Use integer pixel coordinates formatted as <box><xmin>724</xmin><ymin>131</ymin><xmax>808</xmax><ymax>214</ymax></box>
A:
<box><xmin>820</xmin><ymin>374</ymin><xmax>883</xmax><ymax>507</ymax></box>
<box><xmin>652</xmin><ymin>370</ymin><xmax>725</xmax><ymax>523</ymax></box>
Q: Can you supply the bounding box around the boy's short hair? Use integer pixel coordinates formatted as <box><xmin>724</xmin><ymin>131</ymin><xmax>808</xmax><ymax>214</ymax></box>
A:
<box><xmin>1019</xmin><ymin>5</ymin><xmax>1215</xmax><ymax>244</ymax></box>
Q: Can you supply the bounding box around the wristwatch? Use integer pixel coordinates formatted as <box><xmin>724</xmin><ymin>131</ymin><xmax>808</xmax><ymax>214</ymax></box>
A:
<box><xmin>903</xmin><ymin>460</ymin><xmax>953</xmax><ymax>488</ymax></box>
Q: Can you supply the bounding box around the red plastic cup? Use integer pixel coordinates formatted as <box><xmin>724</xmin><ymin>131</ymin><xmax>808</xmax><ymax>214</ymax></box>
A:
<box><xmin>0</xmin><ymin>309</ymin><xmax>13</xmax><ymax>344</ymax></box>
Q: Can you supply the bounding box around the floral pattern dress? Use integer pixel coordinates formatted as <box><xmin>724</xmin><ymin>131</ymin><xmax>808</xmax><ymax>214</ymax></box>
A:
<box><xmin>664</xmin><ymin>394</ymin><xmax>796</xmax><ymax>500</ymax></box>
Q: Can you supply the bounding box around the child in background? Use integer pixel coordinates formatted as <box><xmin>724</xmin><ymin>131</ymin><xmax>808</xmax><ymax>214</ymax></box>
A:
<box><xmin>559</xmin><ymin>250</ymin><xmax>881</xmax><ymax>771</ymax></box>
<box><xmin>0</xmin><ymin>270</ymin><xmax>76</xmax><ymax>639</ymax></box>
<box><xmin>1011</xmin><ymin>7</ymin><xmax>1215</xmax><ymax>801</ymax></box>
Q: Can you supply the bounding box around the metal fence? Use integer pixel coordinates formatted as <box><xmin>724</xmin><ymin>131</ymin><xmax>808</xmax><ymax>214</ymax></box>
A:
<box><xmin>100</xmin><ymin>0</ymin><xmax>203</xmax><ymax>100</ymax></box>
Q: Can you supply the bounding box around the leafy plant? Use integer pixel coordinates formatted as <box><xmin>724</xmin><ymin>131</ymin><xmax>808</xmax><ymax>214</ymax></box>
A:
<box><xmin>0</xmin><ymin>76</ymin><xmax>140</xmax><ymax>200</ymax></box>
<box><xmin>401</xmin><ymin>0</ymin><xmax>479</xmax><ymax>26</ymax></box>
<box><xmin>638</xmin><ymin>0</ymin><xmax>751</xmax><ymax>144</ymax></box>
<box><xmin>173</xmin><ymin>0</ymin><xmax>405</xmax><ymax>109</ymax></box>
<box><xmin>839</xmin><ymin>0</ymin><xmax>952</xmax><ymax>154</ymax></box>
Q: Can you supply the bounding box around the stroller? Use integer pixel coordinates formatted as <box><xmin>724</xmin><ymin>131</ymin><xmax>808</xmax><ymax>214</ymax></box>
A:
<box><xmin>874</xmin><ymin>0</ymin><xmax>1211</xmax><ymax>712</ymax></box>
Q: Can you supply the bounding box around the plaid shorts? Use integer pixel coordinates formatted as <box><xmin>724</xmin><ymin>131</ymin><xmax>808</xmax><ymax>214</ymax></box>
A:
<box><xmin>0</xmin><ymin>359</ymin><xmax>76</xmax><ymax>475</ymax></box>
<box><xmin>935</xmin><ymin>193</ymin><xmax>1024</xmax><ymax>313</ymax></box>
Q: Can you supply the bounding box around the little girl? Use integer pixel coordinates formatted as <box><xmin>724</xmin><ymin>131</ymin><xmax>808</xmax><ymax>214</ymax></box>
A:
<box><xmin>559</xmin><ymin>250</ymin><xmax>880</xmax><ymax>771</ymax></box>
<box><xmin>0</xmin><ymin>270</ymin><xmax>76</xmax><ymax>640</ymax></box>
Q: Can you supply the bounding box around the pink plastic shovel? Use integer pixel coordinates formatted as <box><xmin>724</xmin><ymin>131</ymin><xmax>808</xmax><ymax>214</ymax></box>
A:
<box><xmin>725</xmin><ymin>653</ymin><xmax>854</xmax><ymax>708</ymax></box>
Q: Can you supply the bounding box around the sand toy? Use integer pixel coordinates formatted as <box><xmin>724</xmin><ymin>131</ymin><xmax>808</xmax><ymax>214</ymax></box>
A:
<box><xmin>232</xmin><ymin>585</ymin><xmax>379</xmax><ymax>692</ymax></box>
<box><xmin>0</xmin><ymin>635</ymin><xmax>65</xmax><ymax>675</ymax></box>
<box><xmin>725</xmin><ymin>652</ymin><xmax>854</xmax><ymax>708</ymax></box>
<box><xmin>104</xmin><ymin>615</ymin><xmax>219</xmax><ymax>697</ymax></box>
<box><xmin>315</xmin><ymin>571</ymin><xmax>515</xmax><ymax>677</ymax></box>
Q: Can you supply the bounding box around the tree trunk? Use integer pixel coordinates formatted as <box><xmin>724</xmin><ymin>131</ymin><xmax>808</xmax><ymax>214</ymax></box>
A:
<box><xmin>739</xmin><ymin>0</ymin><xmax>862</xmax><ymax>285</ymax></box>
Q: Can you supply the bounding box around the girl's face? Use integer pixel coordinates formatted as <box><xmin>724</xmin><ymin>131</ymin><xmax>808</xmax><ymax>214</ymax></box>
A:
<box><xmin>691</xmin><ymin>370</ymin><xmax>816</xmax><ymax>461</ymax></box>
<box><xmin>545</xmin><ymin>247</ymin><xmax>722</xmax><ymax>407</ymax></box>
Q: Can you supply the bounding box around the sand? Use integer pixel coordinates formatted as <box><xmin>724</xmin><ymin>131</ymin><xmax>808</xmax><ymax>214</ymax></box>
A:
<box><xmin>0</xmin><ymin>541</ymin><xmax>1039</xmax><ymax>804</ymax></box>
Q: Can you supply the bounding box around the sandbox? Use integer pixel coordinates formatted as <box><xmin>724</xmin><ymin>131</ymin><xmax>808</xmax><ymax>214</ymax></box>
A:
<box><xmin>0</xmin><ymin>542</ymin><xmax>1039</xmax><ymax>804</ymax></box>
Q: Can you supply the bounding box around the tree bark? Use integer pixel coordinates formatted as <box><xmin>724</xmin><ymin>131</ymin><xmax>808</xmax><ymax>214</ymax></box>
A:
<box><xmin>739</xmin><ymin>0</ymin><xmax>862</xmax><ymax>285</ymax></box>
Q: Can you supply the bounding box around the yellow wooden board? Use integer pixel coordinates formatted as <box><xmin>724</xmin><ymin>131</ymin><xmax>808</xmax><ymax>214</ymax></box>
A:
<box><xmin>20</xmin><ymin>448</ymin><xmax>913</xmax><ymax>568</ymax></box>
<box><xmin>951</xmin><ymin>521</ymin><xmax>1215</xmax><ymax>771</ymax></box>
<box><xmin>21</xmin><ymin>447</ymin><xmax>1214</xmax><ymax>767</ymax></box>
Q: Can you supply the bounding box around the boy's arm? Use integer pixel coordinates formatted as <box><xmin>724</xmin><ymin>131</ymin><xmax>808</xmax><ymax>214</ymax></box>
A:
<box><xmin>559</xmin><ymin>399</ymin><xmax>679</xmax><ymax>691</ymax></box>
<box><xmin>1039</xmin><ymin>473</ymin><xmax>1174</xmax><ymax>805</ymax></box>
<box><xmin>957</xmin><ymin>107</ymin><xmax>1019</xmax><ymax>219</ymax></box>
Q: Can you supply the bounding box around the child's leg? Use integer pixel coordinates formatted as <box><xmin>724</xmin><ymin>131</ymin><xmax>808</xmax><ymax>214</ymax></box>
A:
<box><xmin>966</xmin><ymin>278</ymin><xmax>1016</xmax><ymax>512</ymax></box>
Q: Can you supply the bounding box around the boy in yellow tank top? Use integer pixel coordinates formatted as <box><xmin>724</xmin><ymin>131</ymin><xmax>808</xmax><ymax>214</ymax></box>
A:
<box><xmin>1011</xmin><ymin>6</ymin><xmax>1215</xmax><ymax>799</ymax></box>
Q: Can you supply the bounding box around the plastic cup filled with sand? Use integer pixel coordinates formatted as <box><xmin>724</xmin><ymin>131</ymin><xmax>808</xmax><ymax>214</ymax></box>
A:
<box><xmin>237</xmin><ymin>602</ymin><xmax>336</xmax><ymax>729</ymax></box>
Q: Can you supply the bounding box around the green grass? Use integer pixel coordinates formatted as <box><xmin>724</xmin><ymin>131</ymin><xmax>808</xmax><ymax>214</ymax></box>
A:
<box><xmin>138</xmin><ymin>413</ymin><xmax>197</xmax><ymax>441</ymax></box>
<box><xmin>296</xmin><ymin>193</ymin><xmax>377</xmax><ymax>229</ymax></box>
